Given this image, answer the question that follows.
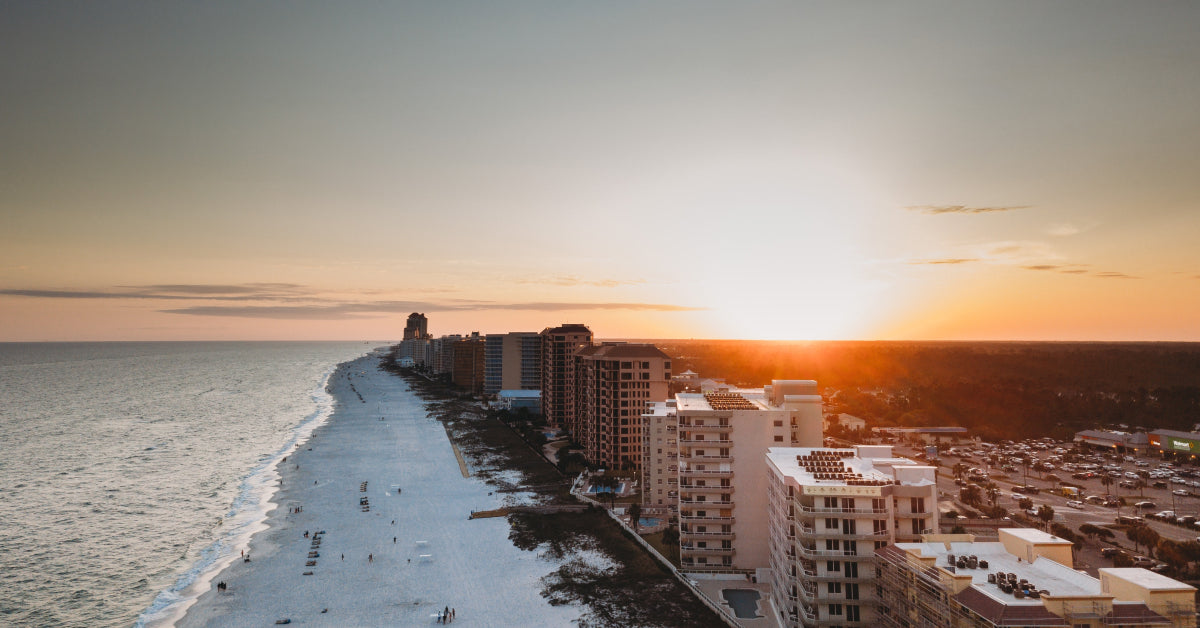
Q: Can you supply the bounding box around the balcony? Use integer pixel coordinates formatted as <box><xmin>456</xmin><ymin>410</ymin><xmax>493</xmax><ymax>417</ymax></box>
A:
<box><xmin>681</xmin><ymin>530</ymin><xmax>735</xmax><ymax>540</ymax></box>
<box><xmin>680</xmin><ymin>545</ymin><xmax>735</xmax><ymax>556</ymax></box>
<box><xmin>678</xmin><ymin>438</ymin><xmax>732</xmax><ymax>445</ymax></box>
<box><xmin>685</xmin><ymin>454</ymin><xmax>734</xmax><ymax>462</ymax></box>
<box><xmin>680</xmin><ymin>513</ymin><xmax>735</xmax><ymax>524</ymax></box>
<box><xmin>679</xmin><ymin>483</ymin><xmax>732</xmax><ymax>492</ymax></box>
<box><xmin>680</xmin><ymin>468</ymin><xmax>734</xmax><ymax>477</ymax></box>
<box><xmin>796</xmin><ymin>505</ymin><xmax>889</xmax><ymax>516</ymax></box>
<box><xmin>680</xmin><ymin>498</ymin><xmax>733</xmax><ymax>506</ymax></box>
<box><xmin>797</xmin><ymin>545</ymin><xmax>871</xmax><ymax>559</ymax></box>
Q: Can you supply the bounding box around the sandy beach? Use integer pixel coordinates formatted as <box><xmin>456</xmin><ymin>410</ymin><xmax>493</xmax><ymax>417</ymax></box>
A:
<box><xmin>176</xmin><ymin>353</ymin><xmax>582</xmax><ymax>627</ymax></box>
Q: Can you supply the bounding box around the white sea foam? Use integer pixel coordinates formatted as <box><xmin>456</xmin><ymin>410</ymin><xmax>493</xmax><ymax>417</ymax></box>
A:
<box><xmin>136</xmin><ymin>363</ymin><xmax>343</xmax><ymax>628</ymax></box>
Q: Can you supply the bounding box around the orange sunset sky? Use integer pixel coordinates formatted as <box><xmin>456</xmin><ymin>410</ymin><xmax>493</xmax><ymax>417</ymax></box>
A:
<box><xmin>2</xmin><ymin>2</ymin><xmax>1199</xmax><ymax>342</ymax></box>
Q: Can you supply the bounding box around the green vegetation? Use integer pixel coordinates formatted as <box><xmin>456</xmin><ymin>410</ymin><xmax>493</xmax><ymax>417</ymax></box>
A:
<box><xmin>662</xmin><ymin>341</ymin><xmax>1200</xmax><ymax>440</ymax></box>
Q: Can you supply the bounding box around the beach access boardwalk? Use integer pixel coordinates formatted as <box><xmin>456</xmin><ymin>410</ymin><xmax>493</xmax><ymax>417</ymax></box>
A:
<box><xmin>176</xmin><ymin>354</ymin><xmax>583</xmax><ymax>627</ymax></box>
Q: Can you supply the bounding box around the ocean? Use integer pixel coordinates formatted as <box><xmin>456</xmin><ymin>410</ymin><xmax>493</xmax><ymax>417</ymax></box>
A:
<box><xmin>0</xmin><ymin>342</ymin><xmax>375</xmax><ymax>628</ymax></box>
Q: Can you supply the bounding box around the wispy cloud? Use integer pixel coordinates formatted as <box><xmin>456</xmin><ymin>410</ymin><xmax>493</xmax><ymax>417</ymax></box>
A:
<box><xmin>1046</xmin><ymin>223</ymin><xmax>1081</xmax><ymax>237</ymax></box>
<box><xmin>0</xmin><ymin>283</ymin><xmax>703</xmax><ymax>319</ymax></box>
<box><xmin>908</xmin><ymin>258</ymin><xmax>980</xmax><ymax>265</ymax></box>
<box><xmin>1</xmin><ymin>284</ymin><xmax>320</xmax><ymax>302</ymax></box>
<box><xmin>1020</xmin><ymin>265</ymin><xmax>1137</xmax><ymax>279</ymax></box>
<box><xmin>515</xmin><ymin>275</ymin><xmax>646</xmax><ymax>288</ymax></box>
<box><xmin>906</xmin><ymin>204</ymin><xmax>1031</xmax><ymax>215</ymax></box>
<box><xmin>163</xmin><ymin>301</ymin><xmax>703</xmax><ymax>320</ymax></box>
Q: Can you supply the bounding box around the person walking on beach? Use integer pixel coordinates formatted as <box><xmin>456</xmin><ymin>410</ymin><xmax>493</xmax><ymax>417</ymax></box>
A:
<box><xmin>368</xmin><ymin>553</ymin><xmax>373</xmax><ymax>563</ymax></box>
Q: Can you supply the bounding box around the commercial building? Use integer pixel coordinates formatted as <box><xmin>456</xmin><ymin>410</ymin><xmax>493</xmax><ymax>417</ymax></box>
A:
<box><xmin>874</xmin><ymin>426</ymin><xmax>969</xmax><ymax>444</ymax></box>
<box><xmin>876</xmin><ymin>528</ymin><xmax>1195</xmax><ymax>628</ymax></box>
<box><xmin>495</xmin><ymin>390</ymin><xmax>541</xmax><ymax>414</ymax></box>
<box><xmin>1148</xmin><ymin>429</ymin><xmax>1200</xmax><ymax>458</ymax></box>
<box><xmin>1075</xmin><ymin>429</ymin><xmax>1149</xmax><ymax>454</ymax></box>
<box><xmin>539</xmin><ymin>324</ymin><xmax>593</xmax><ymax>429</ymax></box>
<box><xmin>484</xmin><ymin>332</ymin><xmax>542</xmax><ymax>395</ymax></box>
<box><xmin>766</xmin><ymin>444</ymin><xmax>939</xmax><ymax>627</ymax></box>
<box><xmin>674</xmin><ymin>381</ymin><xmax>825</xmax><ymax>572</ymax></box>
<box><xmin>573</xmin><ymin>343</ymin><xmax>671</xmax><ymax>470</ymax></box>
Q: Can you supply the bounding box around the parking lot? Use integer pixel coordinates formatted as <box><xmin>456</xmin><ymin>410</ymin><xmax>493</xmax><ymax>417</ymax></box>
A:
<box><xmin>889</xmin><ymin>437</ymin><xmax>1200</xmax><ymax>575</ymax></box>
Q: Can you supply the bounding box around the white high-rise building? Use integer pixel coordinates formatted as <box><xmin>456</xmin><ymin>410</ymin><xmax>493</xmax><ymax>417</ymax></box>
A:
<box><xmin>672</xmin><ymin>380</ymin><xmax>824</xmax><ymax>572</ymax></box>
<box><xmin>765</xmin><ymin>445</ymin><xmax>939</xmax><ymax>628</ymax></box>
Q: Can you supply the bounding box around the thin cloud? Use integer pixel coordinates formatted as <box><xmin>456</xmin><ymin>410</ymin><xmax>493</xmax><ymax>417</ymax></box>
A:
<box><xmin>908</xmin><ymin>258</ymin><xmax>979</xmax><ymax>265</ymax></box>
<box><xmin>163</xmin><ymin>301</ymin><xmax>704</xmax><ymax>320</ymax></box>
<box><xmin>1</xmin><ymin>285</ymin><xmax>321</xmax><ymax>302</ymax></box>
<box><xmin>1046</xmin><ymin>223</ymin><xmax>1081</xmax><ymax>237</ymax></box>
<box><xmin>516</xmin><ymin>275</ymin><xmax>646</xmax><ymax>288</ymax></box>
<box><xmin>1093</xmin><ymin>271</ymin><xmax>1138</xmax><ymax>279</ymax></box>
<box><xmin>907</xmin><ymin>204</ymin><xmax>1031</xmax><ymax>215</ymax></box>
<box><xmin>1022</xmin><ymin>265</ymin><xmax>1062</xmax><ymax>271</ymax></box>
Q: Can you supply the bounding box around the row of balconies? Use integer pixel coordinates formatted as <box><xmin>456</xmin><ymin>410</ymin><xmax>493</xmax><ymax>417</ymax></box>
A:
<box><xmin>678</xmin><ymin>483</ymin><xmax>733</xmax><ymax>492</ymax></box>
<box><xmin>680</xmin><ymin>498</ymin><xmax>733</xmax><ymax>506</ymax></box>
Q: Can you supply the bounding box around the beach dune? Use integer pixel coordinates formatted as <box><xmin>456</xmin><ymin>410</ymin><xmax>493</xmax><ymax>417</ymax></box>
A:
<box><xmin>177</xmin><ymin>355</ymin><xmax>580</xmax><ymax>626</ymax></box>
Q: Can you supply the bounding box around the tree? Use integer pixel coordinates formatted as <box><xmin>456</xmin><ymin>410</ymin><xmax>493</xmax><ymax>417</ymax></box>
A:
<box><xmin>1079</xmin><ymin>523</ymin><xmax>1104</xmax><ymax>541</ymax></box>
<box><xmin>1037</xmin><ymin>504</ymin><xmax>1055</xmax><ymax>528</ymax></box>
<box><xmin>1101</xmin><ymin>475</ymin><xmax>1114</xmax><ymax>496</ymax></box>
<box><xmin>1134</xmin><ymin>479</ymin><xmax>1147</xmax><ymax>498</ymax></box>
<box><xmin>1018</xmin><ymin>497</ymin><xmax>1034</xmax><ymax>511</ymax></box>
<box><xmin>960</xmin><ymin>485</ymin><xmax>982</xmax><ymax>506</ymax></box>
<box><xmin>628</xmin><ymin>502</ymin><xmax>642</xmax><ymax>532</ymax></box>
<box><xmin>1127</xmin><ymin>524</ymin><xmax>1161</xmax><ymax>557</ymax></box>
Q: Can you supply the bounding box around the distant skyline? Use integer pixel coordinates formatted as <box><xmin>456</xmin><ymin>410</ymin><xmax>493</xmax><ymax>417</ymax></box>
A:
<box><xmin>3</xmin><ymin>2</ymin><xmax>1199</xmax><ymax>342</ymax></box>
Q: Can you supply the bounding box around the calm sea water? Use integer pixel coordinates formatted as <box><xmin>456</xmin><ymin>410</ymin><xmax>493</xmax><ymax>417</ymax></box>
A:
<box><xmin>0</xmin><ymin>342</ymin><xmax>376</xmax><ymax>627</ymax></box>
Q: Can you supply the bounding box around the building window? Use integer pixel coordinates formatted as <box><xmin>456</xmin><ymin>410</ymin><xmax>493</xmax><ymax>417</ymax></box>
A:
<box><xmin>774</xmin><ymin>420</ymin><xmax>783</xmax><ymax>427</ymax></box>
<box><xmin>826</xmin><ymin>560</ymin><xmax>841</xmax><ymax>572</ymax></box>
<box><xmin>846</xmin><ymin>605</ymin><xmax>860</xmax><ymax>621</ymax></box>
<box><xmin>828</xmin><ymin>603</ymin><xmax>843</xmax><ymax>616</ymax></box>
<box><xmin>827</xmin><ymin>582</ymin><xmax>842</xmax><ymax>594</ymax></box>
<box><xmin>774</xmin><ymin>435</ymin><xmax>783</xmax><ymax>442</ymax></box>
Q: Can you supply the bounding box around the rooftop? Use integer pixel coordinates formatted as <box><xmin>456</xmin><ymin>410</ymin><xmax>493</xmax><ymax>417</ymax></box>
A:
<box><xmin>766</xmin><ymin>446</ymin><xmax>931</xmax><ymax>487</ymax></box>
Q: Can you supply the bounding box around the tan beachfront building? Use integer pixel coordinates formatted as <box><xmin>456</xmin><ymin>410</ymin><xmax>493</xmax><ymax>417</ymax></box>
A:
<box><xmin>875</xmin><ymin>528</ymin><xmax>1195</xmax><ymax>628</ymax></box>
<box><xmin>573</xmin><ymin>342</ymin><xmax>671</xmax><ymax>470</ymax></box>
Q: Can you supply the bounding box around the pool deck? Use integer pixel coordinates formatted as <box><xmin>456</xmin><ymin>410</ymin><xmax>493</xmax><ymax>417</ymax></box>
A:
<box><xmin>688</xmin><ymin>576</ymin><xmax>780</xmax><ymax>628</ymax></box>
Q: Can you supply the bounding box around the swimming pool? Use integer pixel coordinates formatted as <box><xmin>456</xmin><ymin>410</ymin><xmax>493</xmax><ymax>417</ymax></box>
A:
<box><xmin>586</xmin><ymin>482</ymin><xmax>627</xmax><ymax>494</ymax></box>
<box><xmin>721</xmin><ymin>589</ymin><xmax>761</xmax><ymax>619</ymax></box>
<box><xmin>638</xmin><ymin>517</ymin><xmax>662</xmax><ymax>527</ymax></box>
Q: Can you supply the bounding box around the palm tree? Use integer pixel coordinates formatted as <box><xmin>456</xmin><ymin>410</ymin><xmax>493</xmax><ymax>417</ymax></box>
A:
<box><xmin>1101</xmin><ymin>475</ymin><xmax>1114</xmax><ymax>496</ymax></box>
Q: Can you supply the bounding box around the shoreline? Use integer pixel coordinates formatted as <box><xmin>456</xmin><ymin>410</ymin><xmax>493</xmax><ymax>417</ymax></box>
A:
<box><xmin>174</xmin><ymin>352</ymin><xmax>583</xmax><ymax>627</ymax></box>
<box><xmin>173</xmin><ymin>351</ymin><xmax>724</xmax><ymax>627</ymax></box>
<box><xmin>139</xmin><ymin>358</ymin><xmax>347</xmax><ymax>628</ymax></box>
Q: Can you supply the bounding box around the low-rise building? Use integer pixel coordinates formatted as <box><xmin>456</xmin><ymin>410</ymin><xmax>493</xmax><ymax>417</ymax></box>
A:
<box><xmin>1148</xmin><ymin>429</ymin><xmax>1200</xmax><ymax>458</ymax></box>
<box><xmin>876</xmin><ymin>528</ymin><xmax>1195</xmax><ymax>628</ymax></box>
<box><xmin>1076</xmin><ymin>429</ymin><xmax>1149</xmax><ymax>454</ymax></box>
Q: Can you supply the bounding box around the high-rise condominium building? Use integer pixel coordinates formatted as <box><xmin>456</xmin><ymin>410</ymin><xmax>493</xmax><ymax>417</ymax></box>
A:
<box><xmin>539</xmin><ymin>324</ymin><xmax>592</xmax><ymax>429</ymax></box>
<box><xmin>451</xmin><ymin>333</ymin><xmax>485</xmax><ymax>393</ymax></box>
<box><xmin>766</xmin><ymin>445</ymin><xmax>939</xmax><ymax>628</ymax></box>
<box><xmin>671</xmin><ymin>381</ymin><xmax>825</xmax><ymax>572</ymax></box>
<box><xmin>484</xmin><ymin>332</ymin><xmax>542</xmax><ymax>395</ymax></box>
<box><xmin>876</xmin><ymin>528</ymin><xmax>1196</xmax><ymax>628</ymax></box>
<box><xmin>573</xmin><ymin>343</ymin><xmax>671</xmax><ymax>470</ymax></box>
<box><xmin>403</xmin><ymin>312</ymin><xmax>428</xmax><ymax>340</ymax></box>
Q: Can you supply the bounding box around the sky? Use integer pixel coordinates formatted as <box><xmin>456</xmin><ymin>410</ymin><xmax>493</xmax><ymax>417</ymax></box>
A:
<box><xmin>2</xmin><ymin>1</ymin><xmax>1199</xmax><ymax>342</ymax></box>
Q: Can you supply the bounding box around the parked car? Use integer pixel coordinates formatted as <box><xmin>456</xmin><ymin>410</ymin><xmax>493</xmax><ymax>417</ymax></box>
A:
<box><xmin>1066</xmin><ymin>500</ymin><xmax>1084</xmax><ymax>509</ymax></box>
<box><xmin>1135</xmin><ymin>501</ymin><xmax>1157</xmax><ymax>510</ymax></box>
<box><xmin>1101</xmin><ymin>547</ymin><xmax>1124</xmax><ymax>558</ymax></box>
<box><xmin>1085</xmin><ymin>495</ymin><xmax>1106</xmax><ymax>505</ymax></box>
<box><xmin>1173</xmin><ymin>489</ymin><xmax>1188</xmax><ymax>496</ymax></box>
<box><xmin>1132</xmin><ymin>556</ymin><xmax>1156</xmax><ymax>568</ymax></box>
